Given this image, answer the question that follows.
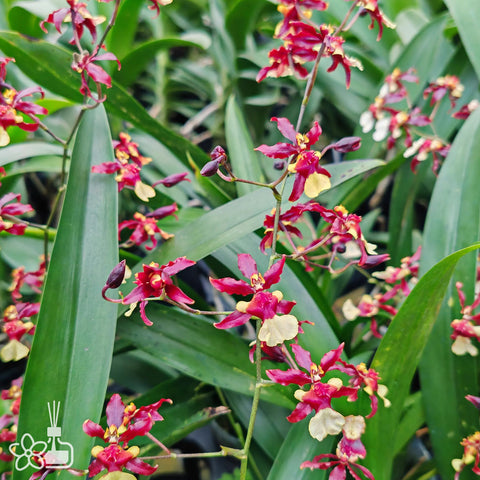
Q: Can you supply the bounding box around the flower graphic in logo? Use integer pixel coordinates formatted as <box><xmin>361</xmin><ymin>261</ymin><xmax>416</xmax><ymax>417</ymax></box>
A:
<box><xmin>9</xmin><ymin>433</ymin><xmax>47</xmax><ymax>470</ymax></box>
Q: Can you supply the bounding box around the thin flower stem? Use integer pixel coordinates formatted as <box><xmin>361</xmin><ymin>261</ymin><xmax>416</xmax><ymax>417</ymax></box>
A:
<box><xmin>239</xmin><ymin>319</ymin><xmax>263</xmax><ymax>480</ymax></box>
<box><xmin>94</xmin><ymin>0</ymin><xmax>121</xmax><ymax>58</ymax></box>
<box><xmin>141</xmin><ymin>450</ymin><xmax>228</xmax><ymax>460</ymax></box>
<box><xmin>163</xmin><ymin>297</ymin><xmax>232</xmax><ymax>316</ymax></box>
<box><xmin>145</xmin><ymin>431</ymin><xmax>171</xmax><ymax>454</ymax></box>
<box><xmin>35</xmin><ymin>119</ymin><xmax>67</xmax><ymax>146</ymax></box>
<box><xmin>42</xmin><ymin>185</ymin><xmax>65</xmax><ymax>269</ymax></box>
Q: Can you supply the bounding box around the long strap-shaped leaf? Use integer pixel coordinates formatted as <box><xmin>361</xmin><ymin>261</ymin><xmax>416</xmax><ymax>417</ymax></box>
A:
<box><xmin>417</xmin><ymin>107</ymin><xmax>480</xmax><ymax>479</ymax></box>
<box><xmin>362</xmin><ymin>242</ymin><xmax>480</xmax><ymax>479</ymax></box>
<box><xmin>13</xmin><ymin>106</ymin><xmax>118</xmax><ymax>480</ymax></box>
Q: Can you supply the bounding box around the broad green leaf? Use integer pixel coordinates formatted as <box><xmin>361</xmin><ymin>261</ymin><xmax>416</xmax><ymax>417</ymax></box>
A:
<box><xmin>266</xmin><ymin>422</ymin><xmax>334</xmax><ymax>480</ymax></box>
<box><xmin>13</xmin><ymin>106</ymin><xmax>118</xmax><ymax>480</ymax></box>
<box><xmin>0</xmin><ymin>142</ymin><xmax>63</xmax><ymax>167</ymax></box>
<box><xmin>106</xmin><ymin>0</ymin><xmax>142</xmax><ymax>61</ymax></box>
<box><xmin>225</xmin><ymin>0</ymin><xmax>265</xmax><ymax>50</ymax></box>
<box><xmin>417</xmin><ymin>107</ymin><xmax>480</xmax><ymax>479</ymax></box>
<box><xmin>444</xmin><ymin>0</ymin><xmax>480</xmax><ymax>80</ymax></box>
<box><xmin>115</xmin><ymin>38</ymin><xmax>205</xmax><ymax>88</ymax></box>
<box><xmin>225</xmin><ymin>95</ymin><xmax>265</xmax><ymax>196</ymax></box>
<box><xmin>0</xmin><ymin>31</ymin><xmax>83</xmax><ymax>102</ymax></box>
<box><xmin>363</xmin><ymin>242</ymin><xmax>480</xmax><ymax>480</ymax></box>
<box><xmin>115</xmin><ymin>307</ymin><xmax>294</xmax><ymax>409</ymax></box>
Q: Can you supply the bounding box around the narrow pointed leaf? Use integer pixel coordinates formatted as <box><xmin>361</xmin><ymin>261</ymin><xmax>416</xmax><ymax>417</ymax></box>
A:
<box><xmin>417</xmin><ymin>107</ymin><xmax>480</xmax><ymax>479</ymax></box>
<box><xmin>225</xmin><ymin>95</ymin><xmax>265</xmax><ymax>196</ymax></box>
<box><xmin>363</xmin><ymin>242</ymin><xmax>480</xmax><ymax>479</ymax></box>
<box><xmin>13</xmin><ymin>106</ymin><xmax>118</xmax><ymax>480</ymax></box>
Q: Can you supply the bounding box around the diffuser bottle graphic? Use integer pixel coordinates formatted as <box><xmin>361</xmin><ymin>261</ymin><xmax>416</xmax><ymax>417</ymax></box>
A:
<box><xmin>43</xmin><ymin>401</ymin><xmax>74</xmax><ymax>469</ymax></box>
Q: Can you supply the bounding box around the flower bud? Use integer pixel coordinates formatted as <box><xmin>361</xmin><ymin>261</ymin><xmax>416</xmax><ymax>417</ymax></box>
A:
<box><xmin>332</xmin><ymin>136</ymin><xmax>362</xmax><ymax>153</ymax></box>
<box><xmin>105</xmin><ymin>260</ymin><xmax>126</xmax><ymax>290</ymax></box>
<box><xmin>210</xmin><ymin>145</ymin><xmax>227</xmax><ymax>163</ymax></box>
<box><xmin>146</xmin><ymin>203</ymin><xmax>178</xmax><ymax>220</ymax></box>
<box><xmin>200</xmin><ymin>159</ymin><xmax>221</xmax><ymax>177</ymax></box>
<box><xmin>273</xmin><ymin>160</ymin><xmax>286</xmax><ymax>170</ymax></box>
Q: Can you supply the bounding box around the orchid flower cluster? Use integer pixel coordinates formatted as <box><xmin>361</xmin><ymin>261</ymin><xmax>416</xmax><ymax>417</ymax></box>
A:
<box><xmin>342</xmin><ymin>246</ymin><xmax>421</xmax><ymax>338</ymax></box>
<box><xmin>360</xmin><ymin>67</ymin><xmax>479</xmax><ymax>174</ymax></box>
<box><xmin>452</xmin><ymin>395</ymin><xmax>480</xmax><ymax>479</ymax></box>
<box><xmin>257</xmin><ymin>0</ymin><xmax>394</xmax><ymax>88</ymax></box>
<box><xmin>0</xmin><ymin>377</ymin><xmax>22</xmax><ymax>465</ymax></box>
<box><xmin>450</xmin><ymin>281</ymin><xmax>480</xmax><ymax>356</ymax></box>
<box><xmin>0</xmin><ymin>164</ymin><xmax>42</xmax><ymax>363</ymax></box>
<box><xmin>82</xmin><ymin>393</ymin><xmax>172</xmax><ymax>480</ymax></box>
<box><xmin>91</xmin><ymin>131</ymin><xmax>189</xmax><ymax>251</ymax></box>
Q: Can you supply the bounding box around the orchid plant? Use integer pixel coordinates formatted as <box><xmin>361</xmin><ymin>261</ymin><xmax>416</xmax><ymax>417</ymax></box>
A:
<box><xmin>0</xmin><ymin>1</ymin><xmax>479</xmax><ymax>480</ymax></box>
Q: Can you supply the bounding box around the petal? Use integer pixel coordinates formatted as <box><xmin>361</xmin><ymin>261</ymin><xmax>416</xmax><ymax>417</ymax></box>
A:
<box><xmin>286</xmin><ymin>401</ymin><xmax>313</xmax><ymax>423</ymax></box>
<box><xmin>106</xmin><ymin>394</ymin><xmax>125</xmax><ymax>428</ymax></box>
<box><xmin>209</xmin><ymin>277</ymin><xmax>253</xmax><ymax>296</ymax></box>
<box><xmin>266</xmin><ymin>368</ymin><xmax>311</xmax><ymax>386</ymax></box>
<box><xmin>304</xmin><ymin>172</ymin><xmax>331</xmax><ymax>198</ymax></box>
<box><xmin>255</xmin><ymin>143</ymin><xmax>298</xmax><ymax>159</ymax></box>
<box><xmin>258</xmin><ymin>314</ymin><xmax>299</xmax><ymax>346</ymax></box>
<box><xmin>262</xmin><ymin>256</ymin><xmax>285</xmax><ymax>289</ymax></box>
<box><xmin>83</xmin><ymin>419</ymin><xmax>106</xmax><ymax>439</ymax></box>
<box><xmin>308</xmin><ymin>408</ymin><xmax>345</xmax><ymax>441</ymax></box>
<box><xmin>125</xmin><ymin>458</ymin><xmax>157</xmax><ymax>476</ymax></box>
<box><xmin>272</xmin><ymin>117</ymin><xmax>298</xmax><ymax>143</ymax></box>
<box><xmin>165</xmin><ymin>284</ymin><xmax>194</xmax><ymax>304</ymax></box>
<box><xmin>214</xmin><ymin>310</ymin><xmax>251</xmax><ymax>329</ymax></box>
<box><xmin>291</xmin><ymin>344</ymin><xmax>312</xmax><ymax>371</ymax></box>
<box><xmin>237</xmin><ymin>253</ymin><xmax>258</xmax><ymax>279</ymax></box>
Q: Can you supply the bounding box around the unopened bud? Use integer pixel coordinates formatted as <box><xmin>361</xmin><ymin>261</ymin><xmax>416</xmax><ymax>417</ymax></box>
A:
<box><xmin>360</xmin><ymin>254</ymin><xmax>390</xmax><ymax>268</ymax></box>
<box><xmin>273</xmin><ymin>160</ymin><xmax>286</xmax><ymax>170</ymax></box>
<box><xmin>146</xmin><ymin>203</ymin><xmax>178</xmax><ymax>220</ymax></box>
<box><xmin>332</xmin><ymin>136</ymin><xmax>362</xmax><ymax>153</ymax></box>
<box><xmin>105</xmin><ymin>260</ymin><xmax>126</xmax><ymax>290</ymax></box>
<box><xmin>210</xmin><ymin>145</ymin><xmax>227</xmax><ymax>163</ymax></box>
<box><xmin>200</xmin><ymin>159</ymin><xmax>221</xmax><ymax>177</ymax></box>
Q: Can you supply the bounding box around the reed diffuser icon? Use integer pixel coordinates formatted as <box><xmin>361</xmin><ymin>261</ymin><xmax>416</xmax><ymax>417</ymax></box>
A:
<box><xmin>10</xmin><ymin>401</ymin><xmax>74</xmax><ymax>471</ymax></box>
<box><xmin>43</xmin><ymin>401</ymin><xmax>74</xmax><ymax>469</ymax></box>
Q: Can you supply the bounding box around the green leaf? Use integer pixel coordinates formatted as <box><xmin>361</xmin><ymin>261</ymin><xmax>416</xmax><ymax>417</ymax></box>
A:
<box><xmin>225</xmin><ymin>95</ymin><xmax>265</xmax><ymax>196</ymax></box>
<box><xmin>13</xmin><ymin>105</ymin><xmax>118</xmax><ymax>480</ymax></box>
<box><xmin>266</xmin><ymin>422</ymin><xmax>334</xmax><ymax>480</ymax></box>
<box><xmin>115</xmin><ymin>38</ymin><xmax>205</xmax><ymax>88</ymax></box>
<box><xmin>225</xmin><ymin>0</ymin><xmax>265</xmax><ymax>50</ymax></box>
<box><xmin>417</xmin><ymin>107</ymin><xmax>480</xmax><ymax>478</ymax></box>
<box><xmin>0</xmin><ymin>142</ymin><xmax>63</xmax><ymax>167</ymax></box>
<box><xmin>106</xmin><ymin>0</ymin><xmax>143</xmax><ymax>61</ymax></box>
<box><xmin>363</xmin><ymin>242</ymin><xmax>480</xmax><ymax>479</ymax></box>
<box><xmin>116</xmin><ymin>307</ymin><xmax>294</xmax><ymax>409</ymax></box>
<box><xmin>444</xmin><ymin>0</ymin><xmax>480</xmax><ymax>80</ymax></box>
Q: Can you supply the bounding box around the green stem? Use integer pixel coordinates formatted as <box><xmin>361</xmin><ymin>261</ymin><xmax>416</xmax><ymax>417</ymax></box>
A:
<box><xmin>239</xmin><ymin>319</ymin><xmax>263</xmax><ymax>480</ymax></box>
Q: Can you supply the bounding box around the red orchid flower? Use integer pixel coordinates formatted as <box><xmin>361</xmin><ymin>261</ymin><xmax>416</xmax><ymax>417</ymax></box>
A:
<box><xmin>118</xmin><ymin>208</ymin><xmax>177</xmax><ymax>251</ymax></box>
<box><xmin>352</xmin><ymin>0</ymin><xmax>395</xmax><ymax>41</ymax></box>
<box><xmin>9</xmin><ymin>256</ymin><xmax>46</xmax><ymax>301</ymax></box>
<box><xmin>267</xmin><ymin>343</ymin><xmax>357</xmax><ymax>440</ymax></box>
<box><xmin>120</xmin><ymin>257</ymin><xmax>196</xmax><ymax>325</ymax></box>
<box><xmin>210</xmin><ymin>254</ymin><xmax>299</xmax><ymax>344</ymax></box>
<box><xmin>71</xmin><ymin>51</ymin><xmax>120</xmax><ymax>100</ymax></box>
<box><xmin>0</xmin><ymin>86</ymin><xmax>48</xmax><ymax>147</ymax></box>
<box><xmin>0</xmin><ymin>193</ymin><xmax>34</xmax><ymax>236</ymax></box>
<box><xmin>40</xmin><ymin>0</ymin><xmax>106</xmax><ymax>44</ymax></box>
<box><xmin>301</xmin><ymin>416</ymin><xmax>374</xmax><ymax>480</ymax></box>
<box><xmin>255</xmin><ymin>117</ymin><xmax>331</xmax><ymax>201</ymax></box>
<box><xmin>83</xmin><ymin>393</ymin><xmax>172</xmax><ymax>446</ymax></box>
<box><xmin>424</xmin><ymin>75</ymin><xmax>464</xmax><ymax>108</ymax></box>
<box><xmin>260</xmin><ymin>201</ymin><xmax>323</xmax><ymax>253</ymax></box>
